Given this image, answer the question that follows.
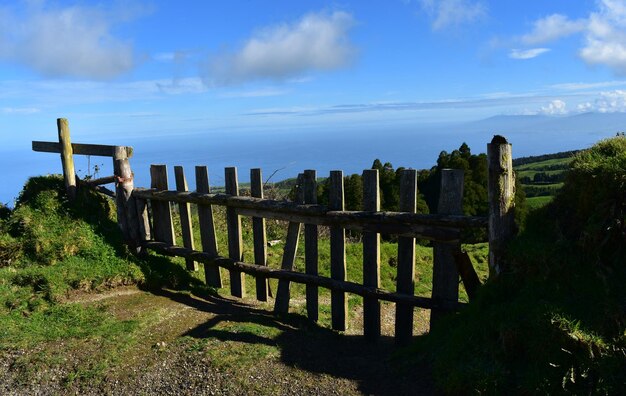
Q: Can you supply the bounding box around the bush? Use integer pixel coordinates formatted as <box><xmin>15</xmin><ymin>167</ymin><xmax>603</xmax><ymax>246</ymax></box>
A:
<box><xmin>412</xmin><ymin>137</ymin><xmax>626</xmax><ymax>395</ymax></box>
<box><xmin>555</xmin><ymin>136</ymin><xmax>626</xmax><ymax>267</ymax></box>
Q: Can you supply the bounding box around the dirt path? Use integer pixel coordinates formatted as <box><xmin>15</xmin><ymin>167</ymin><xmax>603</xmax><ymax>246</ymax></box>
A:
<box><xmin>2</xmin><ymin>287</ymin><xmax>434</xmax><ymax>395</ymax></box>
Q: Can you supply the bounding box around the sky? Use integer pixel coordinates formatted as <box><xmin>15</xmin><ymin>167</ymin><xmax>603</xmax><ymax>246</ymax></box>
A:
<box><xmin>2</xmin><ymin>0</ymin><xmax>626</xmax><ymax>202</ymax></box>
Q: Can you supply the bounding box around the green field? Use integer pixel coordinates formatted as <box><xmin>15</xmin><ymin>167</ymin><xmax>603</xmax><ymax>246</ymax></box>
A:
<box><xmin>514</xmin><ymin>155</ymin><xmax>572</xmax><ymax>208</ymax></box>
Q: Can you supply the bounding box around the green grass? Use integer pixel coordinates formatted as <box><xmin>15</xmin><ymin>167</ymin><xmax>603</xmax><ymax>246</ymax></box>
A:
<box><xmin>515</xmin><ymin>157</ymin><xmax>571</xmax><ymax>171</ymax></box>
<box><xmin>526</xmin><ymin>195</ymin><xmax>553</xmax><ymax>209</ymax></box>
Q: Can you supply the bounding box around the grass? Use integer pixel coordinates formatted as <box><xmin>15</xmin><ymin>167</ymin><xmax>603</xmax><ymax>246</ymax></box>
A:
<box><xmin>526</xmin><ymin>195</ymin><xmax>553</xmax><ymax>209</ymax></box>
<box><xmin>515</xmin><ymin>157</ymin><xmax>572</xmax><ymax>171</ymax></box>
<box><xmin>0</xmin><ymin>174</ymin><xmax>489</xmax><ymax>391</ymax></box>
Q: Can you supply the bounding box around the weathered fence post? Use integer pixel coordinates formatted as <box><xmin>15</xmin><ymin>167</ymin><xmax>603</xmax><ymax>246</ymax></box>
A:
<box><xmin>395</xmin><ymin>169</ymin><xmax>417</xmax><ymax>345</ymax></box>
<box><xmin>487</xmin><ymin>135</ymin><xmax>516</xmax><ymax>277</ymax></box>
<box><xmin>113</xmin><ymin>146</ymin><xmax>140</xmax><ymax>249</ymax></box>
<box><xmin>225</xmin><ymin>167</ymin><xmax>245</xmax><ymax>298</ymax></box>
<box><xmin>57</xmin><ymin>118</ymin><xmax>76</xmax><ymax>200</ymax></box>
<box><xmin>150</xmin><ymin>165</ymin><xmax>176</xmax><ymax>245</ymax></box>
<box><xmin>174</xmin><ymin>166</ymin><xmax>198</xmax><ymax>271</ymax></box>
<box><xmin>304</xmin><ymin>170</ymin><xmax>319</xmax><ymax>322</ymax></box>
<box><xmin>274</xmin><ymin>173</ymin><xmax>304</xmax><ymax>315</ymax></box>
<box><xmin>329</xmin><ymin>170</ymin><xmax>347</xmax><ymax>331</ymax></box>
<box><xmin>195</xmin><ymin>166</ymin><xmax>222</xmax><ymax>287</ymax></box>
<box><xmin>431</xmin><ymin>169</ymin><xmax>463</xmax><ymax>326</ymax></box>
<box><xmin>362</xmin><ymin>169</ymin><xmax>381</xmax><ymax>341</ymax></box>
<box><xmin>251</xmin><ymin>168</ymin><xmax>269</xmax><ymax>301</ymax></box>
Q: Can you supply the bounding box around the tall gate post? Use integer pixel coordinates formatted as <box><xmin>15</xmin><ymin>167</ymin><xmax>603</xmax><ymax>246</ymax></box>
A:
<box><xmin>57</xmin><ymin>118</ymin><xmax>76</xmax><ymax>200</ymax></box>
<box><xmin>431</xmin><ymin>169</ymin><xmax>464</xmax><ymax>326</ymax></box>
<box><xmin>487</xmin><ymin>135</ymin><xmax>516</xmax><ymax>277</ymax></box>
<box><xmin>113</xmin><ymin>146</ymin><xmax>141</xmax><ymax>250</ymax></box>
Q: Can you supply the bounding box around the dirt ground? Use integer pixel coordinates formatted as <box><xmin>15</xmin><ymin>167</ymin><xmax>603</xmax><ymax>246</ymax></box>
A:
<box><xmin>1</xmin><ymin>287</ymin><xmax>435</xmax><ymax>395</ymax></box>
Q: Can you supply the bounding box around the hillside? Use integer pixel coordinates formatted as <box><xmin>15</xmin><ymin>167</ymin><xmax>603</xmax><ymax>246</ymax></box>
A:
<box><xmin>513</xmin><ymin>152</ymin><xmax>577</xmax><ymax>209</ymax></box>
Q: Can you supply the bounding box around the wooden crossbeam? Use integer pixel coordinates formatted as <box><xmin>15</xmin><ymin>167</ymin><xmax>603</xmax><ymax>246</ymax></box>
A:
<box><xmin>32</xmin><ymin>141</ymin><xmax>133</xmax><ymax>158</ymax></box>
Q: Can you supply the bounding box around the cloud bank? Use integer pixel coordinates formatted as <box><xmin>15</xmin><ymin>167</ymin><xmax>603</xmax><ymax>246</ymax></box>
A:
<box><xmin>204</xmin><ymin>11</ymin><xmax>356</xmax><ymax>85</ymax></box>
<box><xmin>0</xmin><ymin>2</ymin><xmax>140</xmax><ymax>79</ymax></box>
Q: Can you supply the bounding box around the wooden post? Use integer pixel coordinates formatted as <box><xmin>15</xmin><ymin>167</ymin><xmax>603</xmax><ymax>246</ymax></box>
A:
<box><xmin>113</xmin><ymin>146</ymin><xmax>140</xmax><ymax>249</ymax></box>
<box><xmin>57</xmin><ymin>118</ymin><xmax>76</xmax><ymax>200</ymax></box>
<box><xmin>304</xmin><ymin>170</ymin><xmax>319</xmax><ymax>322</ymax></box>
<box><xmin>431</xmin><ymin>169</ymin><xmax>463</xmax><ymax>326</ymax></box>
<box><xmin>329</xmin><ymin>170</ymin><xmax>347</xmax><ymax>331</ymax></box>
<box><xmin>251</xmin><ymin>168</ymin><xmax>269</xmax><ymax>301</ymax></box>
<box><xmin>362</xmin><ymin>169</ymin><xmax>381</xmax><ymax>341</ymax></box>
<box><xmin>195</xmin><ymin>166</ymin><xmax>222</xmax><ymax>287</ymax></box>
<box><xmin>225</xmin><ymin>167</ymin><xmax>245</xmax><ymax>298</ymax></box>
<box><xmin>174</xmin><ymin>166</ymin><xmax>198</xmax><ymax>271</ymax></box>
<box><xmin>134</xmin><ymin>196</ymin><xmax>151</xmax><ymax>246</ymax></box>
<box><xmin>487</xmin><ymin>135</ymin><xmax>515</xmax><ymax>277</ymax></box>
<box><xmin>150</xmin><ymin>165</ymin><xmax>176</xmax><ymax>245</ymax></box>
<box><xmin>395</xmin><ymin>169</ymin><xmax>417</xmax><ymax>345</ymax></box>
<box><xmin>274</xmin><ymin>174</ymin><xmax>304</xmax><ymax>315</ymax></box>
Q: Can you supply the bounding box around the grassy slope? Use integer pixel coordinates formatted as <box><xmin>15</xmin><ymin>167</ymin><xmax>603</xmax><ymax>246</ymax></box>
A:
<box><xmin>515</xmin><ymin>157</ymin><xmax>571</xmax><ymax>208</ymax></box>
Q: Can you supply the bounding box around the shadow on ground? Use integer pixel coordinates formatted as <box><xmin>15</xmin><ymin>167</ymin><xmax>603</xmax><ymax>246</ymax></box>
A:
<box><xmin>152</xmin><ymin>288</ymin><xmax>434</xmax><ymax>396</ymax></box>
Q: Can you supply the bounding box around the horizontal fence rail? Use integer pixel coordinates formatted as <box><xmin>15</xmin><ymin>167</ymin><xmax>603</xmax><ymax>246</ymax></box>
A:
<box><xmin>145</xmin><ymin>240</ymin><xmax>466</xmax><ymax>311</ymax></box>
<box><xmin>132</xmin><ymin>188</ymin><xmax>488</xmax><ymax>242</ymax></box>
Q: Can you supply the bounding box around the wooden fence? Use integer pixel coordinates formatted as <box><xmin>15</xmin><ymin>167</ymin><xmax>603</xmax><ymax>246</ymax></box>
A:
<box><xmin>33</xmin><ymin>118</ymin><xmax>516</xmax><ymax>345</ymax></box>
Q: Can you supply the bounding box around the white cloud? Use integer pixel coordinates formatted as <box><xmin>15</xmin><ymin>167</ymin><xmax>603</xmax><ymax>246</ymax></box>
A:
<box><xmin>551</xmin><ymin>80</ymin><xmax>626</xmax><ymax>90</ymax></box>
<box><xmin>580</xmin><ymin>0</ymin><xmax>626</xmax><ymax>74</ymax></box>
<box><xmin>521</xmin><ymin>14</ymin><xmax>586</xmax><ymax>45</ymax></box>
<box><xmin>419</xmin><ymin>0</ymin><xmax>487</xmax><ymax>30</ymax></box>
<box><xmin>577</xmin><ymin>102</ymin><xmax>594</xmax><ymax>112</ymax></box>
<box><xmin>516</xmin><ymin>1</ymin><xmax>626</xmax><ymax>75</ymax></box>
<box><xmin>590</xmin><ymin>89</ymin><xmax>626</xmax><ymax>112</ymax></box>
<box><xmin>205</xmin><ymin>11</ymin><xmax>355</xmax><ymax>85</ymax></box>
<box><xmin>1</xmin><ymin>107</ymin><xmax>40</xmax><ymax>114</ymax></box>
<box><xmin>0</xmin><ymin>3</ymin><xmax>140</xmax><ymax>79</ymax></box>
<box><xmin>540</xmin><ymin>99</ymin><xmax>568</xmax><ymax>115</ymax></box>
<box><xmin>509</xmin><ymin>48</ymin><xmax>551</xmax><ymax>60</ymax></box>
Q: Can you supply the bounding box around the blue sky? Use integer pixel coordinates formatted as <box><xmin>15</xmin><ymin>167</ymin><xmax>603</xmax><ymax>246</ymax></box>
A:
<box><xmin>2</xmin><ymin>0</ymin><xmax>626</xmax><ymax>202</ymax></box>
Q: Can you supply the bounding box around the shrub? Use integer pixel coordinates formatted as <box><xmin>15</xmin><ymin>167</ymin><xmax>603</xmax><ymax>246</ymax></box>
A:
<box><xmin>555</xmin><ymin>136</ymin><xmax>626</xmax><ymax>267</ymax></box>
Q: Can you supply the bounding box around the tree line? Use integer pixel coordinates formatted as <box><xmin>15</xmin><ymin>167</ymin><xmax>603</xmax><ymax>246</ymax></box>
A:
<box><xmin>310</xmin><ymin>142</ymin><xmax>527</xmax><ymax>230</ymax></box>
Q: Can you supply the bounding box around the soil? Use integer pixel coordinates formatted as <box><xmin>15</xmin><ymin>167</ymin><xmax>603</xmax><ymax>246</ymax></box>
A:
<box><xmin>0</xmin><ymin>287</ymin><xmax>435</xmax><ymax>395</ymax></box>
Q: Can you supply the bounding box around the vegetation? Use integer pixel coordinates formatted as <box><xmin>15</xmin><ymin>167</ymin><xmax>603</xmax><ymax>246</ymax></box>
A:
<box><xmin>413</xmin><ymin>136</ymin><xmax>626</xmax><ymax>394</ymax></box>
<box><xmin>4</xmin><ymin>138</ymin><xmax>622</xmax><ymax>393</ymax></box>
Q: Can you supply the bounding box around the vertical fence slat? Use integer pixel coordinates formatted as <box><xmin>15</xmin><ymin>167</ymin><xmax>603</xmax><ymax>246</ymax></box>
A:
<box><xmin>274</xmin><ymin>174</ymin><xmax>304</xmax><ymax>315</ymax></box>
<box><xmin>395</xmin><ymin>169</ymin><xmax>417</xmax><ymax>345</ymax></box>
<box><xmin>57</xmin><ymin>118</ymin><xmax>76</xmax><ymax>200</ymax></box>
<box><xmin>150</xmin><ymin>165</ymin><xmax>175</xmax><ymax>245</ymax></box>
<box><xmin>362</xmin><ymin>169</ymin><xmax>381</xmax><ymax>341</ymax></box>
<box><xmin>225</xmin><ymin>167</ymin><xmax>245</xmax><ymax>297</ymax></box>
<box><xmin>488</xmin><ymin>135</ymin><xmax>516</xmax><ymax>277</ymax></box>
<box><xmin>174</xmin><ymin>166</ymin><xmax>198</xmax><ymax>271</ymax></box>
<box><xmin>431</xmin><ymin>169</ymin><xmax>463</xmax><ymax>326</ymax></box>
<box><xmin>134</xmin><ymin>196</ymin><xmax>151</xmax><ymax>246</ymax></box>
<box><xmin>195</xmin><ymin>166</ymin><xmax>222</xmax><ymax>287</ymax></box>
<box><xmin>329</xmin><ymin>170</ymin><xmax>347</xmax><ymax>331</ymax></box>
<box><xmin>251</xmin><ymin>168</ymin><xmax>269</xmax><ymax>301</ymax></box>
<box><xmin>304</xmin><ymin>169</ymin><xmax>319</xmax><ymax>322</ymax></box>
